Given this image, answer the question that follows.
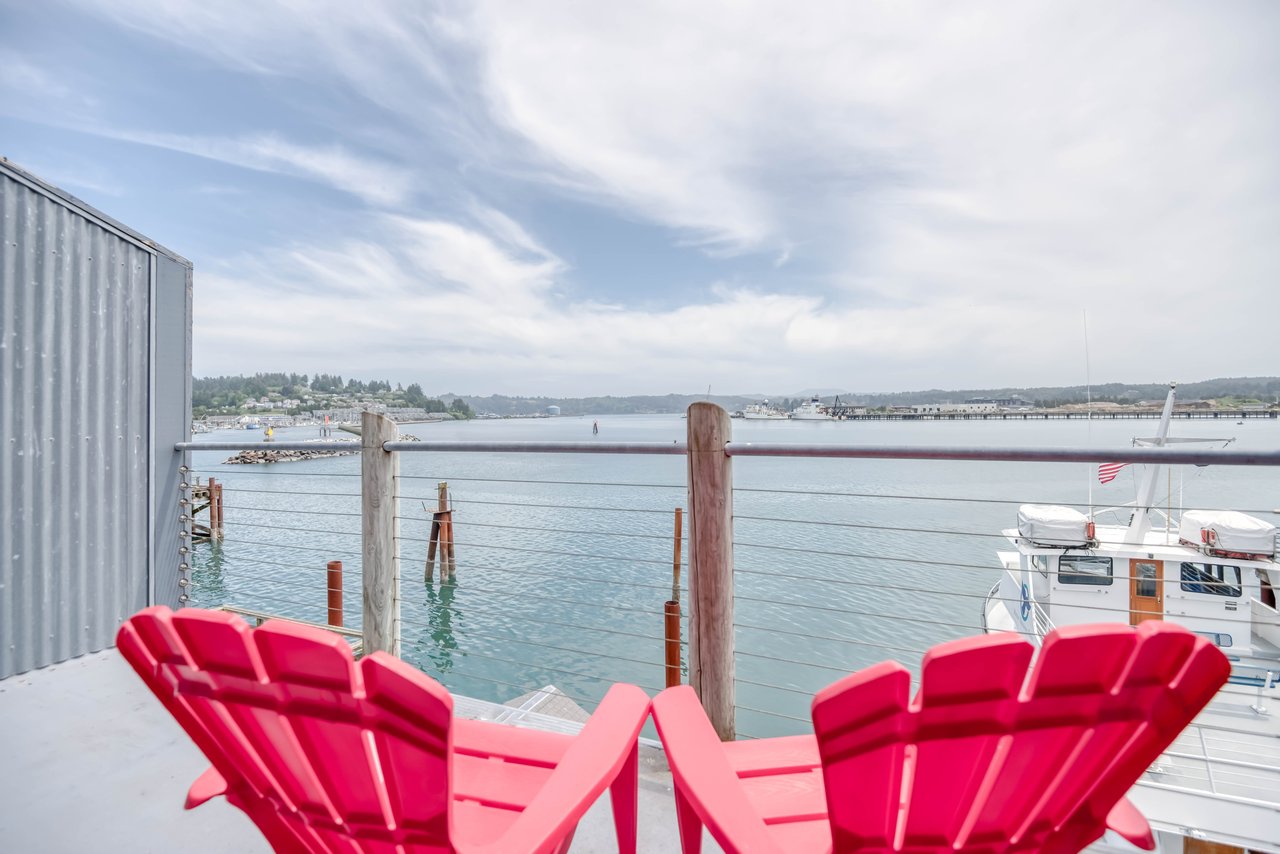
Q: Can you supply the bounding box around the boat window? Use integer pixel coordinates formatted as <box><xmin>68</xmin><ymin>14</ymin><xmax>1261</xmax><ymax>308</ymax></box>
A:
<box><xmin>1031</xmin><ymin>554</ymin><xmax>1049</xmax><ymax>578</ymax></box>
<box><xmin>1134</xmin><ymin>562</ymin><xmax>1158</xmax><ymax>597</ymax></box>
<box><xmin>1179</xmin><ymin>563</ymin><xmax>1242</xmax><ymax>597</ymax></box>
<box><xmin>1059</xmin><ymin>556</ymin><xmax>1112</xmax><ymax>586</ymax></box>
<box><xmin>1193</xmin><ymin>631</ymin><xmax>1233</xmax><ymax>648</ymax></box>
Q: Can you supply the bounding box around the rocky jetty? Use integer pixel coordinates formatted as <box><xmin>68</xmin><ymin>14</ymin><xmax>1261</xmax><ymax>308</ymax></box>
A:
<box><xmin>223</xmin><ymin>434</ymin><xmax>418</xmax><ymax>465</ymax></box>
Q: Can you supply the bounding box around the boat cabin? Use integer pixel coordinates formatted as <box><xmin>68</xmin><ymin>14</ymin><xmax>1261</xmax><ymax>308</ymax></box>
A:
<box><xmin>994</xmin><ymin>505</ymin><xmax>1280</xmax><ymax>665</ymax></box>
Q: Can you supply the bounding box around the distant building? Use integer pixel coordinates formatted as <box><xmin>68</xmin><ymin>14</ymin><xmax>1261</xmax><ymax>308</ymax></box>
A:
<box><xmin>546</xmin><ymin>405</ymin><xmax>561</xmax><ymax>416</ymax></box>
<box><xmin>913</xmin><ymin>402</ymin><xmax>998</xmax><ymax>414</ymax></box>
<box><xmin>967</xmin><ymin>396</ymin><xmax>1031</xmax><ymax>409</ymax></box>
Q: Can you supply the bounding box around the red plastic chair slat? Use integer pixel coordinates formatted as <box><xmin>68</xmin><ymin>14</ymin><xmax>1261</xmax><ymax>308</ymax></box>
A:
<box><xmin>811</xmin><ymin>661</ymin><xmax>911</xmax><ymax>850</ymax></box>
<box><xmin>118</xmin><ymin>606</ymin><xmax>648</xmax><ymax>854</ymax></box>
<box><xmin>654</xmin><ymin>622</ymin><xmax>1230</xmax><ymax>854</ymax></box>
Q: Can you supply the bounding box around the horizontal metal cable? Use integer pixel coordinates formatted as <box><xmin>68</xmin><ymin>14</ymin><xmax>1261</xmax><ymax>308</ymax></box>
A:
<box><xmin>733</xmin><ymin>485</ymin><xmax>1280</xmax><ymax>516</ymax></box>
<box><xmin>397</xmin><ymin>473</ymin><xmax>681</xmax><ymax>489</ymax></box>
<box><xmin>733</xmin><ymin>592</ymin><xmax>986</xmax><ymax>634</ymax></box>
<box><xmin>210</xmin><ymin>589</ymin><xmax>338</xmax><ymax>620</ymax></box>
<box><xmin>386</xmin><ymin>440</ymin><xmax>687</xmax><ymax>455</ymax></box>
<box><xmin>736</xmin><ymin>485</ymin><xmax>1026</xmax><ymax>503</ymax></box>
<box><xmin>230</xmin><ymin>520</ymin><xmax>361</xmax><ymax>538</ymax></box>
<box><xmin>733</xmin><ymin>675</ymin><xmax>818</xmax><ymax>697</ymax></box>
<box><xmin>194</xmin><ymin>571</ymin><xmax>346</xmax><ymax>600</ymax></box>
<box><xmin>734</xmin><ymin>650</ymin><xmax>862</xmax><ymax>676</ymax></box>
<box><xmin>393</xmin><ymin>516</ymin><xmax>679</xmax><ymax>543</ymax></box>
<box><xmin>196</xmin><ymin>553</ymin><xmax>348</xmax><ymax>574</ymax></box>
<box><xmin>734</xmin><ymin>620</ymin><xmax>930</xmax><ymax>658</ymax></box>
<box><xmin>734</xmin><ymin>702</ymin><xmax>811</xmax><ymax>723</ymax></box>
<box><xmin>216</xmin><ymin>506</ymin><xmax>361</xmax><ymax>519</ymax></box>
<box><xmin>443</xmin><ymin>496</ymin><xmax>681</xmax><ymax>516</ymax></box>
<box><xmin>401</xmin><ymin>662</ymin><xmax>612</xmax><ymax>711</ymax></box>
<box><xmin>1158</xmin><ymin>749</ymin><xmax>1280</xmax><ymax>776</ymax></box>
<box><xmin>394</xmin><ymin>617</ymin><xmax>666</xmax><ymax>671</ymax></box>
<box><xmin>398</xmin><ymin>559</ymin><xmax>682</xmax><ymax>595</ymax></box>
<box><xmin>389</xmin><ymin>642</ymin><xmax>664</xmax><ymax>695</ymax></box>
<box><xmin>398</xmin><ymin>594</ymin><xmax>683</xmax><ymax>645</ymax></box>
<box><xmin>1180</xmin><ymin>720</ymin><xmax>1280</xmax><ymax>741</ymax></box>
<box><xmin>398</xmin><ymin>580</ymin><xmax>675</xmax><ymax>618</ymax></box>
<box><xmin>733</xmin><ymin>564</ymin><xmax>1004</xmax><ymax>597</ymax></box>
<box><xmin>217</xmin><ymin>486</ymin><xmax>362</xmax><ymax>498</ymax></box>
<box><xmin>724</xmin><ymin>442</ymin><xmax>1280</xmax><ymax>466</ymax></box>
<box><xmin>733</xmin><ymin>541</ymin><xmax>1001</xmax><ymax>574</ymax></box>
<box><xmin>226</xmin><ymin>538</ymin><xmax>362</xmax><ymax>559</ymax></box>
<box><xmin>735</xmin><ymin>514</ymin><xmax>1007</xmax><ymax>540</ymax></box>
<box><xmin>395</xmin><ymin>535</ymin><xmax>675</xmax><ymax>566</ymax></box>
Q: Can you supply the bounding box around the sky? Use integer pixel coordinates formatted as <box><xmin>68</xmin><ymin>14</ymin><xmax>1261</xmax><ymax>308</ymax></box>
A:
<box><xmin>2</xmin><ymin>1</ymin><xmax>1277</xmax><ymax>397</ymax></box>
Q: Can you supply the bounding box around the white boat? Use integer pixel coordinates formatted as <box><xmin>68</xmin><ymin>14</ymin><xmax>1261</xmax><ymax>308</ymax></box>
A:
<box><xmin>984</xmin><ymin>385</ymin><xmax>1280</xmax><ymax>852</ymax></box>
<box><xmin>741</xmin><ymin>401</ymin><xmax>789</xmax><ymax>420</ymax></box>
<box><xmin>790</xmin><ymin>396</ymin><xmax>832</xmax><ymax>420</ymax></box>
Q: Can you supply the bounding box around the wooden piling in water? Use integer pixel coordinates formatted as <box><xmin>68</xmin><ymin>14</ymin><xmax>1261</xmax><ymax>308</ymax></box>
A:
<box><xmin>664</xmin><ymin>506</ymin><xmax>684</xmax><ymax>688</ymax></box>
<box><xmin>208</xmin><ymin>477</ymin><xmax>223</xmax><ymax>538</ymax></box>
<box><xmin>327</xmin><ymin>560</ymin><xmax>344</xmax><ymax>627</ymax></box>
<box><xmin>664</xmin><ymin>600</ymin><xmax>681</xmax><ymax>688</ymax></box>
<box><xmin>424</xmin><ymin>482</ymin><xmax>456</xmax><ymax>583</ymax></box>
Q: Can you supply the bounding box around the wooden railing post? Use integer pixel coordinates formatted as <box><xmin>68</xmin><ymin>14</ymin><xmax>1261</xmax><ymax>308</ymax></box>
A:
<box><xmin>686</xmin><ymin>402</ymin><xmax>734</xmax><ymax>740</ymax></box>
<box><xmin>362</xmin><ymin>412</ymin><xmax>399</xmax><ymax>656</ymax></box>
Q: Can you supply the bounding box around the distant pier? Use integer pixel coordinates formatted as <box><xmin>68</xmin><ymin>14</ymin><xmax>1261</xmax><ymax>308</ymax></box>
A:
<box><xmin>825</xmin><ymin>408</ymin><xmax>1277</xmax><ymax>421</ymax></box>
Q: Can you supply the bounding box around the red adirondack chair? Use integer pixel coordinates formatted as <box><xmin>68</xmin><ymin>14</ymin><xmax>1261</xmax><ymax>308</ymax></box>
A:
<box><xmin>117</xmin><ymin>606</ymin><xmax>649</xmax><ymax>853</ymax></box>
<box><xmin>652</xmin><ymin>622</ymin><xmax>1229</xmax><ymax>854</ymax></box>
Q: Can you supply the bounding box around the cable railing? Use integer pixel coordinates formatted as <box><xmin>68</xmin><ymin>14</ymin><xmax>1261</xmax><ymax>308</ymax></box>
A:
<box><xmin>178</xmin><ymin>408</ymin><xmax>1280</xmax><ymax>837</ymax></box>
<box><xmin>182</xmin><ymin>448</ymin><xmax>689</xmax><ymax>716</ymax></box>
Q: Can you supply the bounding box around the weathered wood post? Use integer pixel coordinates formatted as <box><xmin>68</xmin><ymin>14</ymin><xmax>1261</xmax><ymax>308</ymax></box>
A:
<box><xmin>208</xmin><ymin>476</ymin><xmax>223</xmax><ymax>538</ymax></box>
<box><xmin>686</xmin><ymin>403</ymin><xmax>734</xmax><ymax>740</ymax></box>
<box><xmin>362</xmin><ymin>412</ymin><xmax>399</xmax><ymax>656</ymax></box>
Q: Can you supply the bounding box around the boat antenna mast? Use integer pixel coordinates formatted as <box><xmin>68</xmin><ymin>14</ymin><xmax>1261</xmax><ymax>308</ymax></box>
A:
<box><xmin>1123</xmin><ymin>382</ymin><xmax>1176</xmax><ymax>544</ymax></box>
<box><xmin>1083</xmin><ymin>310</ymin><xmax>1093</xmax><ymax>518</ymax></box>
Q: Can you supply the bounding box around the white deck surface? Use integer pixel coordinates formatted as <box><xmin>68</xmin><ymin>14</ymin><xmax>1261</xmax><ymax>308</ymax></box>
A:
<box><xmin>0</xmin><ymin>650</ymin><xmax>707</xmax><ymax>853</ymax></box>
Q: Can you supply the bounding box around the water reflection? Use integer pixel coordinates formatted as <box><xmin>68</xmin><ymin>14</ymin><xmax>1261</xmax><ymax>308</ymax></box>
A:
<box><xmin>409</xmin><ymin>580</ymin><xmax>460</xmax><ymax>674</ymax></box>
<box><xmin>188</xmin><ymin>538</ymin><xmax>228</xmax><ymax>606</ymax></box>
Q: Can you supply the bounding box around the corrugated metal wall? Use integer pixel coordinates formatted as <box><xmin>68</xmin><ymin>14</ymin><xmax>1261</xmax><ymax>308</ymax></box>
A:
<box><xmin>1</xmin><ymin>160</ymin><xmax>192</xmax><ymax>679</ymax></box>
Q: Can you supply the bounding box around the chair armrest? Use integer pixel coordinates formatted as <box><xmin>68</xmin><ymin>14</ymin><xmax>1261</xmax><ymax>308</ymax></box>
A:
<box><xmin>185</xmin><ymin>765</ymin><xmax>228</xmax><ymax>810</ymax></box>
<box><xmin>1105</xmin><ymin>796</ymin><xmax>1154</xmax><ymax>850</ymax></box>
<box><xmin>651</xmin><ymin>686</ymin><xmax>786</xmax><ymax>854</ymax></box>
<box><xmin>465</xmin><ymin>682</ymin><xmax>650</xmax><ymax>854</ymax></box>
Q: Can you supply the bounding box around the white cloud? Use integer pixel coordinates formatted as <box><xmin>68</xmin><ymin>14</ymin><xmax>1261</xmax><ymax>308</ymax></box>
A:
<box><xmin>49</xmin><ymin>0</ymin><xmax>1280</xmax><ymax>391</ymax></box>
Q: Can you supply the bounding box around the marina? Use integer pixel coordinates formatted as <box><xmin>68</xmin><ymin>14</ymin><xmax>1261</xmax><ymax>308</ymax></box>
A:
<box><xmin>169</xmin><ymin>407</ymin><xmax>1280</xmax><ymax>849</ymax></box>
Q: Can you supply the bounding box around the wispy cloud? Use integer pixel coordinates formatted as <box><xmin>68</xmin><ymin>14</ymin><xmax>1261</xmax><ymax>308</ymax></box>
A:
<box><xmin>102</xmin><ymin>130</ymin><xmax>416</xmax><ymax>207</ymax></box>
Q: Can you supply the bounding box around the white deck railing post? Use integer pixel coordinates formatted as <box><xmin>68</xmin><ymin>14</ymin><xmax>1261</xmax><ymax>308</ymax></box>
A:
<box><xmin>686</xmin><ymin>402</ymin><xmax>735</xmax><ymax>740</ymax></box>
<box><xmin>361</xmin><ymin>412</ymin><xmax>399</xmax><ymax>656</ymax></box>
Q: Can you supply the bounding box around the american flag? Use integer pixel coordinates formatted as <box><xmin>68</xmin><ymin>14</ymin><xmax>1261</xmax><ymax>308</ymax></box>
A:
<box><xmin>1098</xmin><ymin>462</ymin><xmax>1128</xmax><ymax>483</ymax></box>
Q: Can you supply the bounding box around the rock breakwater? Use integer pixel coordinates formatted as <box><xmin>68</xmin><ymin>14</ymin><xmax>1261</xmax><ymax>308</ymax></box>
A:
<box><xmin>223</xmin><ymin>434</ymin><xmax>419</xmax><ymax>464</ymax></box>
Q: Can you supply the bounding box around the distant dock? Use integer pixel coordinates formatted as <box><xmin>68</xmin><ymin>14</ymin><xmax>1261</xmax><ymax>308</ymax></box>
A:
<box><xmin>825</xmin><ymin>408</ymin><xmax>1276</xmax><ymax>421</ymax></box>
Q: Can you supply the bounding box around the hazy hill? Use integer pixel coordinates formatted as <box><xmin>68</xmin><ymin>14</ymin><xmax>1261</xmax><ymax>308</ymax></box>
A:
<box><xmin>454</xmin><ymin>377</ymin><xmax>1279</xmax><ymax>415</ymax></box>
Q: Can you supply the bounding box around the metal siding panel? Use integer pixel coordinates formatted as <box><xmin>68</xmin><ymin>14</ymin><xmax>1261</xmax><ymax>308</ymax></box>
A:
<box><xmin>1</xmin><ymin>163</ymin><xmax>189</xmax><ymax>679</ymax></box>
<box><xmin>152</xmin><ymin>254</ymin><xmax>192</xmax><ymax>610</ymax></box>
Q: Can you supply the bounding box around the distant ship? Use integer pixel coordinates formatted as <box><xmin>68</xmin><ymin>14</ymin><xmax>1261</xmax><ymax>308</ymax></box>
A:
<box><xmin>790</xmin><ymin>396</ymin><xmax>832</xmax><ymax>420</ymax></box>
<box><xmin>741</xmin><ymin>401</ymin><xmax>789</xmax><ymax>420</ymax></box>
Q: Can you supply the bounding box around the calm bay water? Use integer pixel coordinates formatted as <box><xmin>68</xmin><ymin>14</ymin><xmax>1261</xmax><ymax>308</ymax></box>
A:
<box><xmin>188</xmin><ymin>414</ymin><xmax>1279</xmax><ymax>738</ymax></box>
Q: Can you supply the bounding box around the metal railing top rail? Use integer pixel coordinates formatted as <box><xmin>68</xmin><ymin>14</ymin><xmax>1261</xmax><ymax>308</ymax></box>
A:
<box><xmin>179</xmin><ymin>441</ymin><xmax>356</xmax><ymax>452</ymax></box>
<box><xmin>724</xmin><ymin>443</ymin><xmax>1280</xmax><ymax>466</ymax></box>
<box><xmin>178</xmin><ymin>439</ymin><xmax>1280</xmax><ymax>467</ymax></box>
